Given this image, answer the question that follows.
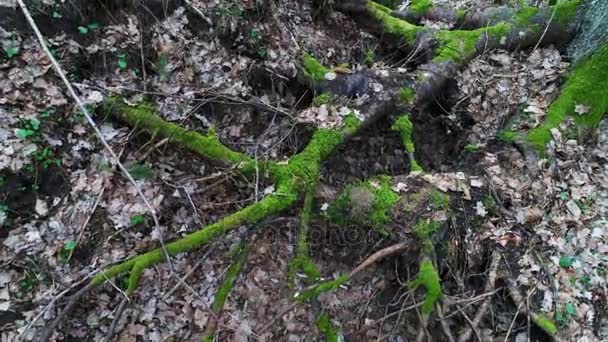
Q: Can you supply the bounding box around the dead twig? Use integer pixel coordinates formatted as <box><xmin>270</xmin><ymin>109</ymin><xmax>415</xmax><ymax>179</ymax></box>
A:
<box><xmin>103</xmin><ymin>296</ymin><xmax>129</xmax><ymax>342</ymax></box>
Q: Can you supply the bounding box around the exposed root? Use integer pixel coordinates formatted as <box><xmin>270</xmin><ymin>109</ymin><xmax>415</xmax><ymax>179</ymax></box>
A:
<box><xmin>103</xmin><ymin>296</ymin><xmax>129</xmax><ymax>342</ymax></box>
<box><xmin>40</xmin><ymin>282</ymin><xmax>96</xmax><ymax>342</ymax></box>
<box><xmin>458</xmin><ymin>251</ymin><xmax>501</xmax><ymax>342</ymax></box>
<box><xmin>507</xmin><ymin>280</ymin><xmax>559</xmax><ymax>340</ymax></box>
<box><xmin>288</xmin><ymin>192</ymin><xmax>320</xmax><ymax>286</ymax></box>
<box><xmin>201</xmin><ymin>241</ymin><xmax>250</xmax><ymax>342</ymax></box>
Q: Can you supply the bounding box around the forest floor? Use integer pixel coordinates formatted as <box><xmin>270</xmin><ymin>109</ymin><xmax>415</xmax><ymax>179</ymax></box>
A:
<box><xmin>0</xmin><ymin>0</ymin><xmax>607</xmax><ymax>341</ymax></box>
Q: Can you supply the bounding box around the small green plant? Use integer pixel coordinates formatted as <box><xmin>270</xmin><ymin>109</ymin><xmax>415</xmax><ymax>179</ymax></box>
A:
<box><xmin>34</xmin><ymin>147</ymin><xmax>61</xmax><ymax>169</ymax></box>
<box><xmin>130</xmin><ymin>214</ymin><xmax>146</xmax><ymax>226</ymax></box>
<box><xmin>5</xmin><ymin>47</ymin><xmax>19</xmax><ymax>59</ymax></box>
<box><xmin>365</xmin><ymin>47</ymin><xmax>376</xmax><ymax>66</ymax></box>
<box><xmin>59</xmin><ymin>240</ymin><xmax>76</xmax><ymax>261</ymax></box>
<box><xmin>464</xmin><ymin>143</ymin><xmax>480</xmax><ymax>153</ymax></box>
<box><xmin>559</xmin><ymin>255</ymin><xmax>573</xmax><ymax>268</ymax></box>
<box><xmin>117</xmin><ymin>53</ymin><xmax>128</xmax><ymax>69</ymax></box>
<box><xmin>127</xmin><ymin>164</ymin><xmax>155</xmax><ymax>180</ymax></box>
<box><xmin>78</xmin><ymin>26</ymin><xmax>89</xmax><ymax>34</ymax></box>
<box><xmin>52</xmin><ymin>9</ymin><xmax>62</xmax><ymax>18</ymax></box>
<box><xmin>78</xmin><ymin>23</ymin><xmax>100</xmax><ymax>35</ymax></box>
<box><xmin>555</xmin><ymin>302</ymin><xmax>576</xmax><ymax>326</ymax></box>
<box><xmin>154</xmin><ymin>53</ymin><xmax>170</xmax><ymax>81</ymax></box>
<box><xmin>16</xmin><ymin>118</ymin><xmax>41</xmax><ymax>140</ymax></box>
<box><xmin>312</xmin><ymin>92</ymin><xmax>333</xmax><ymax>106</ymax></box>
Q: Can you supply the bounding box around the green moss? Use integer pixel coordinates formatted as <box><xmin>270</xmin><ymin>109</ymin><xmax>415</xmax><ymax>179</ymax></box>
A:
<box><xmin>368</xmin><ymin>1</ymin><xmax>423</xmax><ymax>45</ymax></box>
<box><xmin>435</xmin><ymin>29</ymin><xmax>481</xmax><ymax>64</ymax></box>
<box><xmin>92</xmin><ymin>188</ymin><xmax>297</xmax><ymax>286</ymax></box>
<box><xmin>498</xmin><ymin>129</ymin><xmax>519</xmax><ymax>142</ymax></box>
<box><xmin>327</xmin><ymin>175</ymin><xmax>399</xmax><ymax>230</ymax></box>
<box><xmin>398</xmin><ymin>87</ymin><xmax>416</xmax><ymax>104</ymax></box>
<box><xmin>434</xmin><ymin>23</ymin><xmax>509</xmax><ymax>64</ymax></box>
<box><xmin>313</xmin><ymin>92</ymin><xmax>333</xmax><ymax>106</ymax></box>
<box><xmin>316</xmin><ymin>313</ymin><xmax>340</xmax><ymax>342</ymax></box>
<box><xmin>533</xmin><ymin>313</ymin><xmax>558</xmax><ymax>335</ymax></box>
<box><xmin>514</xmin><ymin>6</ymin><xmax>539</xmax><ymax>27</ymax></box>
<box><xmin>456</xmin><ymin>9</ymin><xmax>467</xmax><ymax>21</ymax></box>
<box><xmin>430</xmin><ymin>190</ymin><xmax>450</xmax><ymax>210</ymax></box>
<box><xmin>392</xmin><ymin>115</ymin><xmax>424</xmax><ymax>173</ymax></box>
<box><xmin>409</xmin><ymin>259</ymin><xmax>441</xmax><ymax>315</ymax></box>
<box><xmin>104</xmin><ymin>98</ymin><xmax>253</xmax><ymax>169</ymax></box>
<box><xmin>297</xmin><ymin>274</ymin><xmax>350</xmax><ymax>302</ymax></box>
<box><xmin>288</xmin><ymin>192</ymin><xmax>320</xmax><ymax>285</ymax></box>
<box><xmin>211</xmin><ymin>243</ymin><xmax>249</xmax><ymax>313</ymax></box>
<box><xmin>342</xmin><ymin>113</ymin><xmax>362</xmax><ymax>136</ymax></box>
<box><xmin>365</xmin><ymin>48</ymin><xmax>376</xmax><ymax>66</ymax></box>
<box><xmin>410</xmin><ymin>0</ymin><xmax>432</xmax><ymax>15</ymax></box>
<box><xmin>302</xmin><ymin>53</ymin><xmax>329</xmax><ymax>83</ymax></box>
<box><xmin>392</xmin><ymin>115</ymin><xmax>415</xmax><ymax>152</ymax></box>
<box><xmin>553</xmin><ymin>0</ymin><xmax>580</xmax><ymax>25</ymax></box>
<box><xmin>413</xmin><ymin>218</ymin><xmax>440</xmax><ymax>253</ymax></box>
<box><xmin>273</xmin><ymin>129</ymin><xmax>344</xmax><ymax>190</ymax></box>
<box><xmin>526</xmin><ymin>44</ymin><xmax>608</xmax><ymax>151</ymax></box>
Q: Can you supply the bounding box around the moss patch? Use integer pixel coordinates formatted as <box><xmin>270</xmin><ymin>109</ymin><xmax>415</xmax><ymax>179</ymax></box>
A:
<box><xmin>410</xmin><ymin>0</ymin><xmax>432</xmax><ymax>15</ymax></box>
<box><xmin>398</xmin><ymin>87</ymin><xmax>416</xmax><ymax>104</ymax></box>
<box><xmin>534</xmin><ymin>313</ymin><xmax>558</xmax><ymax>335</ymax></box>
<box><xmin>409</xmin><ymin>259</ymin><xmax>442</xmax><ymax>315</ymax></box>
<box><xmin>434</xmin><ymin>24</ymin><xmax>509</xmax><ymax>64</ymax></box>
<box><xmin>104</xmin><ymin>98</ymin><xmax>254</xmax><ymax>170</ymax></box>
<box><xmin>302</xmin><ymin>53</ymin><xmax>329</xmax><ymax>83</ymax></box>
<box><xmin>368</xmin><ymin>1</ymin><xmax>423</xmax><ymax>45</ymax></box>
<box><xmin>316</xmin><ymin>313</ymin><xmax>340</xmax><ymax>342</ymax></box>
<box><xmin>312</xmin><ymin>92</ymin><xmax>333</xmax><ymax>106</ymax></box>
<box><xmin>327</xmin><ymin>175</ymin><xmax>400</xmax><ymax>231</ymax></box>
<box><xmin>514</xmin><ymin>6</ymin><xmax>539</xmax><ymax>27</ymax></box>
<box><xmin>526</xmin><ymin>44</ymin><xmax>608</xmax><ymax>151</ymax></box>
<box><xmin>392</xmin><ymin>115</ymin><xmax>424</xmax><ymax>173</ymax></box>
<box><xmin>553</xmin><ymin>0</ymin><xmax>580</xmax><ymax>25</ymax></box>
<box><xmin>288</xmin><ymin>192</ymin><xmax>320</xmax><ymax>286</ymax></box>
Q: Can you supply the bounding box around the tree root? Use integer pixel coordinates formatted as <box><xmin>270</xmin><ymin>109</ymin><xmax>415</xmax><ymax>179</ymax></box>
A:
<box><xmin>339</xmin><ymin>0</ymin><xmax>578</xmax><ymax>101</ymax></box>
<box><xmin>201</xmin><ymin>241</ymin><xmax>250</xmax><ymax>342</ymax></box>
<box><xmin>288</xmin><ymin>192</ymin><xmax>320</xmax><ymax>286</ymax></box>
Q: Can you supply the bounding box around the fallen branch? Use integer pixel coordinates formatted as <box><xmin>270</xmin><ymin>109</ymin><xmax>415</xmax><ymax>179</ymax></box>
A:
<box><xmin>507</xmin><ymin>280</ymin><xmax>560</xmax><ymax>341</ymax></box>
<box><xmin>39</xmin><ymin>282</ymin><xmax>96</xmax><ymax>341</ymax></box>
<box><xmin>103</xmin><ymin>296</ymin><xmax>129</xmax><ymax>342</ymax></box>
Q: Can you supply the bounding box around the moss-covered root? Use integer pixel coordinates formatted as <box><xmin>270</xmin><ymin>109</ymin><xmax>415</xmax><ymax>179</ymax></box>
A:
<box><xmin>526</xmin><ymin>44</ymin><xmax>608</xmax><ymax>151</ymax></box>
<box><xmin>91</xmin><ymin>191</ymin><xmax>297</xmax><ymax>289</ymax></box>
<box><xmin>288</xmin><ymin>192</ymin><xmax>320</xmax><ymax>286</ymax></box>
<box><xmin>102</xmin><ymin>97</ymin><xmax>257</xmax><ymax>172</ymax></box>
<box><xmin>409</xmin><ymin>258</ymin><xmax>442</xmax><ymax>317</ymax></box>
<box><xmin>391</xmin><ymin>114</ymin><xmax>424</xmax><ymax>173</ymax></box>
<box><xmin>201</xmin><ymin>242</ymin><xmax>250</xmax><ymax>342</ymax></box>
<box><xmin>295</xmin><ymin>275</ymin><xmax>351</xmax><ymax>302</ymax></box>
<box><xmin>316</xmin><ymin>312</ymin><xmax>341</xmax><ymax>342</ymax></box>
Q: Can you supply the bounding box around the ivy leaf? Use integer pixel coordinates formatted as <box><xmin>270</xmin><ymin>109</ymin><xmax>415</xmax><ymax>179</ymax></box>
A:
<box><xmin>77</xmin><ymin>26</ymin><xmax>89</xmax><ymax>34</ymax></box>
<box><xmin>5</xmin><ymin>47</ymin><xmax>19</xmax><ymax>59</ymax></box>
<box><xmin>559</xmin><ymin>256</ymin><xmax>573</xmax><ymax>269</ymax></box>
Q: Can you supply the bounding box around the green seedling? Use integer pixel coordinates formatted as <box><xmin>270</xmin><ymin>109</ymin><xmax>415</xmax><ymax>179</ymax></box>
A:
<box><xmin>130</xmin><ymin>214</ymin><xmax>146</xmax><ymax>226</ymax></box>
<box><xmin>17</xmin><ymin>118</ymin><xmax>41</xmax><ymax>140</ymax></box>
<box><xmin>5</xmin><ymin>47</ymin><xmax>19</xmax><ymax>59</ymax></box>
<box><xmin>59</xmin><ymin>240</ymin><xmax>76</xmax><ymax>261</ymax></box>
<box><xmin>34</xmin><ymin>147</ymin><xmax>61</xmax><ymax>169</ymax></box>
<box><xmin>117</xmin><ymin>53</ymin><xmax>128</xmax><ymax>69</ymax></box>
